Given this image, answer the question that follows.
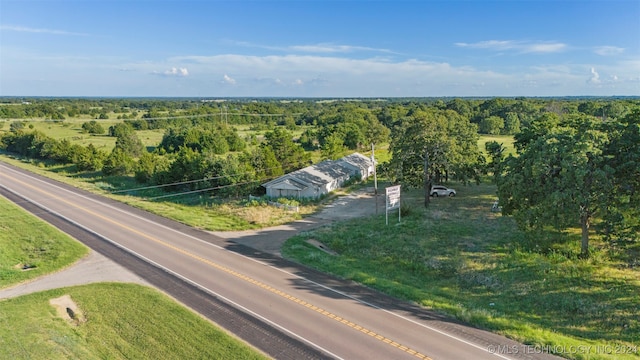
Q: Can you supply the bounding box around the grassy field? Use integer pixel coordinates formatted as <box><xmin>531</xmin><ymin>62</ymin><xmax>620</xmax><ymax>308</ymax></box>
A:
<box><xmin>282</xmin><ymin>183</ymin><xmax>640</xmax><ymax>360</ymax></box>
<box><xmin>0</xmin><ymin>195</ymin><xmax>267</xmax><ymax>359</ymax></box>
<box><xmin>19</xmin><ymin>118</ymin><xmax>164</xmax><ymax>150</ymax></box>
<box><xmin>0</xmin><ymin>196</ymin><xmax>88</xmax><ymax>287</ymax></box>
<box><xmin>0</xmin><ymin>283</ymin><xmax>268</xmax><ymax>360</ymax></box>
<box><xmin>478</xmin><ymin>134</ymin><xmax>516</xmax><ymax>156</ymax></box>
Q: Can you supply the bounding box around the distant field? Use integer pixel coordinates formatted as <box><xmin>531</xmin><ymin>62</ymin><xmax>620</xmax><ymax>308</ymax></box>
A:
<box><xmin>16</xmin><ymin>118</ymin><xmax>163</xmax><ymax>150</ymax></box>
<box><xmin>478</xmin><ymin>134</ymin><xmax>516</xmax><ymax>156</ymax></box>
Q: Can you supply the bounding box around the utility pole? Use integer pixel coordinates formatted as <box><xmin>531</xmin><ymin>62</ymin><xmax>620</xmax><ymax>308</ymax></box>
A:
<box><xmin>424</xmin><ymin>147</ymin><xmax>430</xmax><ymax>208</ymax></box>
<box><xmin>371</xmin><ymin>143</ymin><xmax>378</xmax><ymax>214</ymax></box>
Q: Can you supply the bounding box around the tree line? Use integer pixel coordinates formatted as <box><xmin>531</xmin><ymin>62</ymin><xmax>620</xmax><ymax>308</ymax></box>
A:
<box><xmin>1</xmin><ymin>97</ymin><xmax>638</xmax><ymax>255</ymax></box>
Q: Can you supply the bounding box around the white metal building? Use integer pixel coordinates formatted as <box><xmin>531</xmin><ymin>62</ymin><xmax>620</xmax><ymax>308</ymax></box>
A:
<box><xmin>262</xmin><ymin>153</ymin><xmax>374</xmax><ymax>199</ymax></box>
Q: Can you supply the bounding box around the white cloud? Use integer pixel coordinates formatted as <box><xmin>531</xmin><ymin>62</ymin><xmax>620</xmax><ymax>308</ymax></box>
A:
<box><xmin>223</xmin><ymin>74</ymin><xmax>236</xmax><ymax>84</ymax></box>
<box><xmin>159</xmin><ymin>67</ymin><xmax>189</xmax><ymax>77</ymax></box>
<box><xmin>227</xmin><ymin>39</ymin><xmax>393</xmax><ymax>54</ymax></box>
<box><xmin>0</xmin><ymin>25</ymin><xmax>88</xmax><ymax>36</ymax></box>
<box><xmin>455</xmin><ymin>40</ymin><xmax>567</xmax><ymax>54</ymax></box>
<box><xmin>289</xmin><ymin>43</ymin><xmax>393</xmax><ymax>54</ymax></box>
<box><xmin>588</xmin><ymin>67</ymin><xmax>601</xmax><ymax>84</ymax></box>
<box><xmin>4</xmin><ymin>45</ymin><xmax>639</xmax><ymax>96</ymax></box>
<box><xmin>593</xmin><ymin>46</ymin><xmax>625</xmax><ymax>56</ymax></box>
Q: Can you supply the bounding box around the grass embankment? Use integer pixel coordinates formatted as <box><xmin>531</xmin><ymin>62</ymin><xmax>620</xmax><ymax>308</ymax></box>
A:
<box><xmin>282</xmin><ymin>183</ymin><xmax>640</xmax><ymax>360</ymax></box>
<box><xmin>0</xmin><ymin>283</ymin><xmax>267</xmax><ymax>360</ymax></box>
<box><xmin>0</xmin><ymin>196</ymin><xmax>88</xmax><ymax>287</ymax></box>
<box><xmin>0</xmin><ymin>195</ymin><xmax>267</xmax><ymax>359</ymax></box>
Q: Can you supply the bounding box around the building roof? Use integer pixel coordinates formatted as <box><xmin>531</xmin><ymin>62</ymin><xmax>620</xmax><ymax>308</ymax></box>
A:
<box><xmin>262</xmin><ymin>153</ymin><xmax>364</xmax><ymax>189</ymax></box>
<box><xmin>338</xmin><ymin>152</ymin><xmax>373</xmax><ymax>170</ymax></box>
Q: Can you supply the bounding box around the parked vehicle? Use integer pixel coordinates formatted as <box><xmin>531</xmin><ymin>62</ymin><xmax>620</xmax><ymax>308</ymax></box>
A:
<box><xmin>430</xmin><ymin>185</ymin><xmax>456</xmax><ymax>197</ymax></box>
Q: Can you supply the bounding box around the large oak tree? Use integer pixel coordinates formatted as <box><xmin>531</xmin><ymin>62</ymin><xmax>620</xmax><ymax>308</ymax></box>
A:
<box><xmin>389</xmin><ymin>108</ymin><xmax>481</xmax><ymax>207</ymax></box>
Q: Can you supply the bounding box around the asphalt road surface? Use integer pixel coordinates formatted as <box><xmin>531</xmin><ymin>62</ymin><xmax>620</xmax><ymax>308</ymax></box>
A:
<box><xmin>0</xmin><ymin>162</ymin><xmax>562</xmax><ymax>360</ymax></box>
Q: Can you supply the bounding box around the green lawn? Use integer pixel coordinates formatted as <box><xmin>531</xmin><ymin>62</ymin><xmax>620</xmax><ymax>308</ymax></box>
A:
<box><xmin>0</xmin><ymin>283</ymin><xmax>268</xmax><ymax>360</ymax></box>
<box><xmin>282</xmin><ymin>183</ymin><xmax>640</xmax><ymax>360</ymax></box>
<box><xmin>0</xmin><ymin>196</ymin><xmax>88</xmax><ymax>287</ymax></box>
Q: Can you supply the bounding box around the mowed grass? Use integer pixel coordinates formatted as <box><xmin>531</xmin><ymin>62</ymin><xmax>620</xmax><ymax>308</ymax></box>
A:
<box><xmin>0</xmin><ymin>283</ymin><xmax>268</xmax><ymax>360</ymax></box>
<box><xmin>0</xmin><ymin>195</ymin><xmax>88</xmax><ymax>287</ymax></box>
<box><xmin>0</xmin><ymin>196</ymin><xmax>268</xmax><ymax>359</ymax></box>
<box><xmin>282</xmin><ymin>183</ymin><xmax>640</xmax><ymax>360</ymax></box>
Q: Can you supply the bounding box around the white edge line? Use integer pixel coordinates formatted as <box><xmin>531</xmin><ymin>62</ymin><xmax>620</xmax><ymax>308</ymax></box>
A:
<box><xmin>2</xmin><ymin>163</ymin><xmax>514</xmax><ymax>359</ymax></box>
<box><xmin>0</xmin><ymin>182</ymin><xmax>344</xmax><ymax>360</ymax></box>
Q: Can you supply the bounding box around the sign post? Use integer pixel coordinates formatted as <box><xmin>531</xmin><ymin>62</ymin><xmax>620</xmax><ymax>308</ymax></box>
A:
<box><xmin>385</xmin><ymin>185</ymin><xmax>401</xmax><ymax>225</ymax></box>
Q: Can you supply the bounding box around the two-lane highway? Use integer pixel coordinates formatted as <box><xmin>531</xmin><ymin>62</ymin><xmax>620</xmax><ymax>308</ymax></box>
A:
<box><xmin>0</xmin><ymin>162</ymin><xmax>560</xmax><ymax>360</ymax></box>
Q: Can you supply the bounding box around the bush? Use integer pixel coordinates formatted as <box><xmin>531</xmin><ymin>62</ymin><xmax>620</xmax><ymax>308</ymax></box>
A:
<box><xmin>81</xmin><ymin>120</ymin><xmax>105</xmax><ymax>135</ymax></box>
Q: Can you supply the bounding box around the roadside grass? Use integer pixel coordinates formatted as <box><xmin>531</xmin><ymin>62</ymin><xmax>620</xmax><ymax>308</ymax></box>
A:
<box><xmin>0</xmin><ymin>283</ymin><xmax>268</xmax><ymax>360</ymax></box>
<box><xmin>0</xmin><ymin>196</ymin><xmax>88</xmax><ymax>288</ymax></box>
<box><xmin>0</xmin><ymin>154</ymin><xmax>319</xmax><ymax>231</ymax></box>
<box><xmin>282</xmin><ymin>183</ymin><xmax>640</xmax><ymax>360</ymax></box>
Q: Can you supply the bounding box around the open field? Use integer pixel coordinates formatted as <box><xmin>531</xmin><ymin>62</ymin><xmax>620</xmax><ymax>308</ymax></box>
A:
<box><xmin>282</xmin><ymin>183</ymin><xmax>640</xmax><ymax>360</ymax></box>
<box><xmin>8</xmin><ymin>118</ymin><xmax>164</xmax><ymax>150</ymax></box>
<box><xmin>478</xmin><ymin>134</ymin><xmax>516</xmax><ymax>156</ymax></box>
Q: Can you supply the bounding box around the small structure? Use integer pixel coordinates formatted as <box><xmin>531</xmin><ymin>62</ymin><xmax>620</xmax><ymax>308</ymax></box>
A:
<box><xmin>262</xmin><ymin>153</ymin><xmax>374</xmax><ymax>199</ymax></box>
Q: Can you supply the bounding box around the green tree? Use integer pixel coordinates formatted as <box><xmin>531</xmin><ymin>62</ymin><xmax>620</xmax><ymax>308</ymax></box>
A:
<box><xmin>242</xmin><ymin>147</ymin><xmax>283</xmax><ymax>180</ymax></box>
<box><xmin>81</xmin><ymin>120</ymin><xmax>105</xmax><ymax>135</ymax></box>
<box><xmin>263</xmin><ymin>127</ymin><xmax>310</xmax><ymax>173</ymax></box>
<box><xmin>321</xmin><ymin>132</ymin><xmax>346</xmax><ymax>160</ymax></box>
<box><xmin>601</xmin><ymin>110</ymin><xmax>640</xmax><ymax>241</ymax></box>
<box><xmin>503</xmin><ymin>112</ymin><xmax>521</xmax><ymax>135</ymax></box>
<box><xmin>389</xmin><ymin>109</ymin><xmax>481</xmax><ymax>207</ymax></box>
<box><xmin>479</xmin><ymin>116</ymin><xmax>504</xmax><ymax>135</ymax></box>
<box><xmin>108</xmin><ymin>122</ymin><xmax>135</xmax><ymax>137</ymax></box>
<box><xmin>102</xmin><ymin>148</ymin><xmax>135</xmax><ymax>176</ymax></box>
<box><xmin>484</xmin><ymin>141</ymin><xmax>505</xmax><ymax>182</ymax></box>
<box><xmin>76</xmin><ymin>143</ymin><xmax>106</xmax><ymax>171</ymax></box>
<box><xmin>135</xmin><ymin>152</ymin><xmax>170</xmax><ymax>183</ymax></box>
<box><xmin>115</xmin><ymin>131</ymin><xmax>145</xmax><ymax>157</ymax></box>
<box><xmin>498</xmin><ymin>115</ymin><xmax>613</xmax><ymax>256</ymax></box>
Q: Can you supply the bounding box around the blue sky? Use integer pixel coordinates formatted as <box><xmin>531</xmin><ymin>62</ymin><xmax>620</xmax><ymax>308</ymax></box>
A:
<box><xmin>1</xmin><ymin>0</ymin><xmax>639</xmax><ymax>97</ymax></box>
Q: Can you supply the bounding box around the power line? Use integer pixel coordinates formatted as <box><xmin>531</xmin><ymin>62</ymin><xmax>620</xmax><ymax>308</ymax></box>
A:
<box><xmin>110</xmin><ymin>164</ymin><xmax>292</xmax><ymax>194</ymax></box>
<box><xmin>144</xmin><ymin>179</ymin><xmax>262</xmax><ymax>201</ymax></box>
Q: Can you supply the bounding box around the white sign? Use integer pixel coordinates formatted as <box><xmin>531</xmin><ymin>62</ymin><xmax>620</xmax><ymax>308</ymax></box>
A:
<box><xmin>386</xmin><ymin>185</ymin><xmax>401</xmax><ymax>210</ymax></box>
<box><xmin>385</xmin><ymin>185</ymin><xmax>401</xmax><ymax>225</ymax></box>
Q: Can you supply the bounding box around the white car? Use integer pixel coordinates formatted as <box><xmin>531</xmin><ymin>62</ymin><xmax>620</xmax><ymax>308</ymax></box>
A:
<box><xmin>430</xmin><ymin>185</ymin><xmax>456</xmax><ymax>197</ymax></box>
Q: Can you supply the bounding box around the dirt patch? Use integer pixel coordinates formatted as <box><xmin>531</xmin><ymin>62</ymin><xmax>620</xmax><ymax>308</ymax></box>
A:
<box><xmin>49</xmin><ymin>294</ymin><xmax>85</xmax><ymax>325</ymax></box>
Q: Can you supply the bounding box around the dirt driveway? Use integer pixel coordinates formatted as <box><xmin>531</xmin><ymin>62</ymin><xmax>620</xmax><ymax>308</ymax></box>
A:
<box><xmin>211</xmin><ymin>187</ymin><xmax>385</xmax><ymax>256</ymax></box>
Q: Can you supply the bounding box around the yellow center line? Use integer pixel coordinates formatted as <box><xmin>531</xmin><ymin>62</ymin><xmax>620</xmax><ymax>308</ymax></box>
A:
<box><xmin>4</xmin><ymin>172</ymin><xmax>431</xmax><ymax>359</ymax></box>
